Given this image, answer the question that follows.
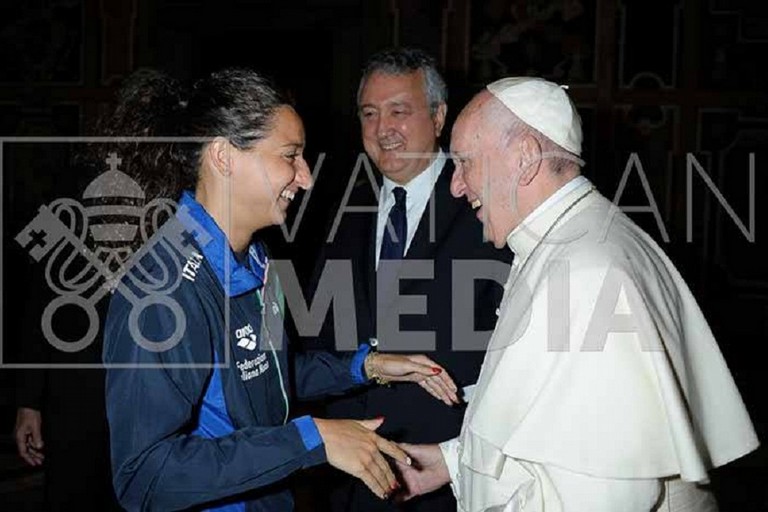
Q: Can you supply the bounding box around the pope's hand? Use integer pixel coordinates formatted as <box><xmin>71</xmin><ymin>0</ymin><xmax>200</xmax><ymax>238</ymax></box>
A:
<box><xmin>315</xmin><ymin>417</ymin><xmax>410</xmax><ymax>500</ymax></box>
<box><xmin>394</xmin><ymin>443</ymin><xmax>451</xmax><ymax>502</ymax></box>
<box><xmin>366</xmin><ymin>353</ymin><xmax>459</xmax><ymax>405</ymax></box>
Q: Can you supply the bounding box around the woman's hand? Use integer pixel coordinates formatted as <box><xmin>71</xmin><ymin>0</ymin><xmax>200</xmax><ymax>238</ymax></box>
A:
<box><xmin>365</xmin><ymin>353</ymin><xmax>460</xmax><ymax>405</ymax></box>
<box><xmin>314</xmin><ymin>417</ymin><xmax>411</xmax><ymax>500</ymax></box>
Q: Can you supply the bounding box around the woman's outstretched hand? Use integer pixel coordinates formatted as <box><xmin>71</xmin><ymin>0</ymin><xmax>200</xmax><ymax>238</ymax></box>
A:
<box><xmin>365</xmin><ymin>353</ymin><xmax>460</xmax><ymax>405</ymax></box>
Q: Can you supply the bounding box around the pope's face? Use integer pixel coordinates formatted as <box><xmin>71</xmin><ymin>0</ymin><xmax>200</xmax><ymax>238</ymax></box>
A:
<box><xmin>449</xmin><ymin>109</ymin><xmax>519</xmax><ymax>248</ymax></box>
<box><xmin>358</xmin><ymin>70</ymin><xmax>445</xmax><ymax>185</ymax></box>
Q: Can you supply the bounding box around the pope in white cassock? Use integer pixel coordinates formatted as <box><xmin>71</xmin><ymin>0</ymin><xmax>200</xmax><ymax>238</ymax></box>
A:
<box><xmin>395</xmin><ymin>77</ymin><xmax>760</xmax><ymax>511</ymax></box>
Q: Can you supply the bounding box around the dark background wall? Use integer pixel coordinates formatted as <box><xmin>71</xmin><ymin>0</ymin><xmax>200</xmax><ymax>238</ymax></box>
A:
<box><xmin>1</xmin><ymin>0</ymin><xmax>766</xmax><ymax>510</ymax></box>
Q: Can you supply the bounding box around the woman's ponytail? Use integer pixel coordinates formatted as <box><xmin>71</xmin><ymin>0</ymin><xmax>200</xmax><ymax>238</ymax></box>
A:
<box><xmin>93</xmin><ymin>68</ymin><xmax>192</xmax><ymax>203</ymax></box>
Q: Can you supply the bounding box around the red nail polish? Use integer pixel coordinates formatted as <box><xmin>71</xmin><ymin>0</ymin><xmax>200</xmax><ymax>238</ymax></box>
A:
<box><xmin>432</xmin><ymin>367</ymin><xmax>442</xmax><ymax>374</ymax></box>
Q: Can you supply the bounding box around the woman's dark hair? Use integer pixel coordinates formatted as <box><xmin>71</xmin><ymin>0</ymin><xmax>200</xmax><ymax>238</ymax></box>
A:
<box><xmin>93</xmin><ymin>67</ymin><xmax>289</xmax><ymax>202</ymax></box>
<box><xmin>180</xmin><ymin>69</ymin><xmax>289</xmax><ymax>188</ymax></box>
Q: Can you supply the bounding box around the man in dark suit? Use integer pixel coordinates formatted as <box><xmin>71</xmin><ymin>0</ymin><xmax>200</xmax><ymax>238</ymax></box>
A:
<box><xmin>300</xmin><ymin>47</ymin><xmax>512</xmax><ymax>511</ymax></box>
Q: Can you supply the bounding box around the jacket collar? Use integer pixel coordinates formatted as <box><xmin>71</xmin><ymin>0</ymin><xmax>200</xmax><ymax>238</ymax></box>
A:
<box><xmin>178</xmin><ymin>190</ymin><xmax>268</xmax><ymax>297</ymax></box>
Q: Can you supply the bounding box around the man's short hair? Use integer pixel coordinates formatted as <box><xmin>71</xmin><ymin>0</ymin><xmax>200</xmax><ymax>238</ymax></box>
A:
<box><xmin>357</xmin><ymin>47</ymin><xmax>448</xmax><ymax>115</ymax></box>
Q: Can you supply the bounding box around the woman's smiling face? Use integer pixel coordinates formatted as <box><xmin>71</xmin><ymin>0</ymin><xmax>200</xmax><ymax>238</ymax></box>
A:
<box><xmin>230</xmin><ymin>105</ymin><xmax>313</xmax><ymax>231</ymax></box>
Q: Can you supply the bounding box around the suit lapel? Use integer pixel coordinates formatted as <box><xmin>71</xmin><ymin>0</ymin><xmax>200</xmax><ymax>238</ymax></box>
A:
<box><xmin>364</xmin><ymin>210</ymin><xmax>377</xmax><ymax>317</ymax></box>
<box><xmin>404</xmin><ymin>159</ymin><xmax>462</xmax><ymax>263</ymax></box>
<box><xmin>402</xmin><ymin>160</ymin><xmax>463</xmax><ymax>303</ymax></box>
<box><xmin>327</xmin><ymin>174</ymin><xmax>380</xmax><ymax>339</ymax></box>
<box><xmin>348</xmin><ymin>176</ymin><xmax>380</xmax><ymax>333</ymax></box>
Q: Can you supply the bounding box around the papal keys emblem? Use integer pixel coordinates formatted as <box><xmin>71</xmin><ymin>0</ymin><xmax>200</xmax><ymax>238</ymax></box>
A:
<box><xmin>15</xmin><ymin>152</ymin><xmax>210</xmax><ymax>354</ymax></box>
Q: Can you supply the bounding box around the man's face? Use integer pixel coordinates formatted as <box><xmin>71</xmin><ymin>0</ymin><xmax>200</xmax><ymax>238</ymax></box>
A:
<box><xmin>449</xmin><ymin>104</ymin><xmax>518</xmax><ymax>248</ymax></box>
<box><xmin>358</xmin><ymin>70</ymin><xmax>446</xmax><ymax>185</ymax></box>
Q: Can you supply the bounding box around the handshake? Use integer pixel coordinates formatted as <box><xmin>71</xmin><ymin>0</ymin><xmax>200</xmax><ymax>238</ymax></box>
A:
<box><xmin>314</xmin><ymin>352</ymin><xmax>458</xmax><ymax>502</ymax></box>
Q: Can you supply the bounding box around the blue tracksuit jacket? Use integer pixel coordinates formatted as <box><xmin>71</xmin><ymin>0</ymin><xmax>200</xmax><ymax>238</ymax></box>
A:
<box><xmin>104</xmin><ymin>191</ymin><xmax>370</xmax><ymax>511</ymax></box>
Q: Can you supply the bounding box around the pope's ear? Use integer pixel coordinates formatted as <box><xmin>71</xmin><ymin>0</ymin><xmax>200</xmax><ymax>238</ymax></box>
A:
<box><xmin>204</xmin><ymin>137</ymin><xmax>233</xmax><ymax>177</ymax></box>
<box><xmin>516</xmin><ymin>134</ymin><xmax>542</xmax><ymax>186</ymax></box>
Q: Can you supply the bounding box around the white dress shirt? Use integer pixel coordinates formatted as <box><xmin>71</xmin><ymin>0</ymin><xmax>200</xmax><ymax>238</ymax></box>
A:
<box><xmin>375</xmin><ymin>151</ymin><xmax>445</xmax><ymax>269</ymax></box>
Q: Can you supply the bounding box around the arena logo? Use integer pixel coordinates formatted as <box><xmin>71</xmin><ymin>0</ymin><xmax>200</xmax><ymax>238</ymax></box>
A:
<box><xmin>235</xmin><ymin>323</ymin><xmax>258</xmax><ymax>351</ymax></box>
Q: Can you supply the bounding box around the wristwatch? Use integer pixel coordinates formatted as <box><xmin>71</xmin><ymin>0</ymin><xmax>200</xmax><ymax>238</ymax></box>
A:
<box><xmin>364</xmin><ymin>338</ymin><xmax>389</xmax><ymax>385</ymax></box>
